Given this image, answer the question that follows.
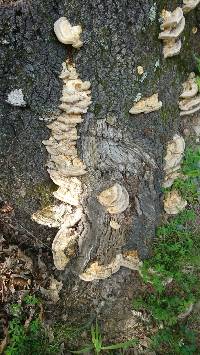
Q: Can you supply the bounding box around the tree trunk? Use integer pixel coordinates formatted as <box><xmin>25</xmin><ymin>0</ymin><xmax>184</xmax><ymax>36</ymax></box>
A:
<box><xmin>0</xmin><ymin>0</ymin><xmax>200</xmax><ymax>344</ymax></box>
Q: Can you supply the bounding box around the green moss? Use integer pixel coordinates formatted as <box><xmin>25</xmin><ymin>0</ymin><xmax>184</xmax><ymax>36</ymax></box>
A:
<box><xmin>93</xmin><ymin>103</ymin><xmax>102</xmax><ymax>116</ymax></box>
<box><xmin>160</xmin><ymin>105</ymin><xmax>179</xmax><ymax>123</ymax></box>
<box><xmin>26</xmin><ymin>181</ymin><xmax>56</xmax><ymax>207</ymax></box>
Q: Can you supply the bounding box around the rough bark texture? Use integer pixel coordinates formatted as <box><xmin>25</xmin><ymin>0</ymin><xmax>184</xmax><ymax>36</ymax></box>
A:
<box><xmin>0</xmin><ymin>0</ymin><xmax>200</xmax><ymax>342</ymax></box>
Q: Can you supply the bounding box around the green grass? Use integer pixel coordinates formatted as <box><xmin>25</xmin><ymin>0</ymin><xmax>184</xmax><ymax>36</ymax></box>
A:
<box><xmin>5</xmin><ymin>297</ymin><xmax>57</xmax><ymax>355</ymax></box>
<box><xmin>132</xmin><ymin>146</ymin><xmax>200</xmax><ymax>353</ymax></box>
<box><xmin>5</xmin><ymin>298</ymin><xmax>138</xmax><ymax>354</ymax></box>
<box><xmin>70</xmin><ymin>320</ymin><xmax>138</xmax><ymax>354</ymax></box>
<box><xmin>164</xmin><ymin>148</ymin><xmax>200</xmax><ymax>203</ymax></box>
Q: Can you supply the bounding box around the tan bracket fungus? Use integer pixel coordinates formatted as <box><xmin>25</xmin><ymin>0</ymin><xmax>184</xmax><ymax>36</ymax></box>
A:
<box><xmin>179</xmin><ymin>73</ymin><xmax>200</xmax><ymax>116</ymax></box>
<box><xmin>163</xmin><ymin>134</ymin><xmax>185</xmax><ymax>188</ymax></box>
<box><xmin>159</xmin><ymin>8</ymin><xmax>185</xmax><ymax>58</ymax></box>
<box><xmin>129</xmin><ymin>93</ymin><xmax>162</xmax><ymax>115</ymax></box>
<box><xmin>97</xmin><ymin>183</ymin><xmax>129</xmax><ymax>214</ymax></box>
<box><xmin>164</xmin><ymin>190</ymin><xmax>187</xmax><ymax>215</ymax></box>
<box><xmin>79</xmin><ymin>251</ymin><xmax>141</xmax><ymax>282</ymax></box>
<box><xmin>32</xmin><ymin>19</ymin><xmax>91</xmax><ymax>270</ymax></box>
<box><xmin>54</xmin><ymin>17</ymin><xmax>83</xmax><ymax>48</ymax></box>
<box><xmin>183</xmin><ymin>0</ymin><xmax>200</xmax><ymax>13</ymax></box>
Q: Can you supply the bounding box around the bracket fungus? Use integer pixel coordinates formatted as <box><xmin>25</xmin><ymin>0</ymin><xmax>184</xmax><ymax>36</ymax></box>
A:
<box><xmin>32</xmin><ymin>204</ymin><xmax>69</xmax><ymax>228</ymax></box>
<box><xmin>54</xmin><ymin>17</ymin><xmax>83</xmax><ymax>48</ymax></box>
<box><xmin>98</xmin><ymin>183</ymin><xmax>129</xmax><ymax>214</ymax></box>
<box><xmin>32</xmin><ymin>20</ymin><xmax>153</xmax><ymax>280</ymax></box>
<box><xmin>183</xmin><ymin>0</ymin><xmax>200</xmax><ymax>13</ymax></box>
<box><xmin>129</xmin><ymin>93</ymin><xmax>162</xmax><ymax>115</ymax></box>
<box><xmin>79</xmin><ymin>251</ymin><xmax>141</xmax><ymax>282</ymax></box>
<box><xmin>32</xmin><ymin>55</ymin><xmax>91</xmax><ymax>271</ymax></box>
<box><xmin>52</xmin><ymin>227</ymin><xmax>79</xmax><ymax>270</ymax></box>
<box><xmin>164</xmin><ymin>190</ymin><xmax>187</xmax><ymax>215</ymax></box>
<box><xmin>159</xmin><ymin>8</ymin><xmax>185</xmax><ymax>58</ymax></box>
<box><xmin>163</xmin><ymin>134</ymin><xmax>185</xmax><ymax>188</ymax></box>
<box><xmin>179</xmin><ymin>73</ymin><xmax>200</xmax><ymax>116</ymax></box>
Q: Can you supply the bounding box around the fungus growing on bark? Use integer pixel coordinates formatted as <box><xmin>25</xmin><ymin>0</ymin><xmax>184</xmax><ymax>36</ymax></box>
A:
<box><xmin>32</xmin><ymin>204</ymin><xmax>68</xmax><ymax>228</ymax></box>
<box><xmin>98</xmin><ymin>183</ymin><xmax>129</xmax><ymax>214</ymax></box>
<box><xmin>183</xmin><ymin>0</ymin><xmax>200</xmax><ymax>13</ymax></box>
<box><xmin>159</xmin><ymin>8</ymin><xmax>185</xmax><ymax>58</ymax></box>
<box><xmin>32</xmin><ymin>58</ymin><xmax>91</xmax><ymax>270</ymax></box>
<box><xmin>79</xmin><ymin>251</ymin><xmax>141</xmax><ymax>281</ymax></box>
<box><xmin>129</xmin><ymin>93</ymin><xmax>162</xmax><ymax>115</ymax></box>
<box><xmin>110</xmin><ymin>220</ymin><xmax>121</xmax><ymax>230</ymax></box>
<box><xmin>163</xmin><ymin>190</ymin><xmax>187</xmax><ymax>215</ymax></box>
<box><xmin>137</xmin><ymin>66</ymin><xmax>144</xmax><ymax>75</ymax></box>
<box><xmin>53</xmin><ymin>178</ymin><xmax>82</xmax><ymax>206</ymax></box>
<box><xmin>52</xmin><ymin>227</ymin><xmax>79</xmax><ymax>270</ymax></box>
<box><xmin>163</xmin><ymin>134</ymin><xmax>185</xmax><ymax>188</ymax></box>
<box><xmin>180</xmin><ymin>73</ymin><xmax>198</xmax><ymax>99</ymax></box>
<box><xmin>179</xmin><ymin>73</ymin><xmax>200</xmax><ymax>116</ymax></box>
<box><xmin>54</xmin><ymin>17</ymin><xmax>83</xmax><ymax>48</ymax></box>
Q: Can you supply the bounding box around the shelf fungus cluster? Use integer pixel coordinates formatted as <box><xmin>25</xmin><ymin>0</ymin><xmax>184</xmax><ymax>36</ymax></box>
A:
<box><xmin>179</xmin><ymin>73</ymin><xmax>200</xmax><ymax>116</ymax></box>
<box><xmin>163</xmin><ymin>136</ymin><xmax>187</xmax><ymax>215</ymax></box>
<box><xmin>163</xmin><ymin>134</ymin><xmax>185</xmax><ymax>188</ymax></box>
<box><xmin>159</xmin><ymin>7</ymin><xmax>185</xmax><ymax>58</ymax></box>
<box><xmin>183</xmin><ymin>0</ymin><xmax>200</xmax><ymax>13</ymax></box>
<box><xmin>129</xmin><ymin>93</ymin><xmax>162</xmax><ymax>115</ymax></box>
<box><xmin>32</xmin><ymin>18</ymin><xmax>92</xmax><ymax>271</ymax></box>
<box><xmin>32</xmin><ymin>60</ymin><xmax>91</xmax><ymax>270</ymax></box>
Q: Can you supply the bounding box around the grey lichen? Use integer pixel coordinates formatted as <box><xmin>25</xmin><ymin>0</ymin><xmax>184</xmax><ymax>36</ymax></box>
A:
<box><xmin>6</xmin><ymin>89</ymin><xmax>26</xmax><ymax>107</ymax></box>
<box><xmin>149</xmin><ymin>2</ymin><xmax>157</xmax><ymax>23</ymax></box>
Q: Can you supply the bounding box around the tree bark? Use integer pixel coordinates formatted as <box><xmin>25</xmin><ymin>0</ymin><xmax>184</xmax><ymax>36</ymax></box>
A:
<box><xmin>0</xmin><ymin>0</ymin><xmax>200</xmax><ymax>343</ymax></box>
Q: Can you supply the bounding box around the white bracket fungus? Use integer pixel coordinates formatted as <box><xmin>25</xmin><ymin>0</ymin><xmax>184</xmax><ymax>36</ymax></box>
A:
<box><xmin>79</xmin><ymin>251</ymin><xmax>141</xmax><ymax>281</ymax></box>
<box><xmin>159</xmin><ymin>8</ymin><xmax>185</xmax><ymax>58</ymax></box>
<box><xmin>179</xmin><ymin>73</ymin><xmax>200</xmax><ymax>116</ymax></box>
<box><xmin>163</xmin><ymin>134</ymin><xmax>185</xmax><ymax>188</ymax></box>
<box><xmin>97</xmin><ymin>183</ymin><xmax>129</xmax><ymax>214</ymax></box>
<box><xmin>54</xmin><ymin>17</ymin><xmax>83</xmax><ymax>48</ymax></box>
<box><xmin>183</xmin><ymin>0</ymin><xmax>200</xmax><ymax>13</ymax></box>
<box><xmin>163</xmin><ymin>190</ymin><xmax>187</xmax><ymax>215</ymax></box>
<box><xmin>129</xmin><ymin>93</ymin><xmax>162</xmax><ymax>115</ymax></box>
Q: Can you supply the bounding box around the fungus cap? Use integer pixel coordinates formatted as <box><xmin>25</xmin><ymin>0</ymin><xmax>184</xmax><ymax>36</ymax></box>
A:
<box><xmin>129</xmin><ymin>93</ymin><xmax>162</xmax><ymax>114</ymax></box>
<box><xmin>54</xmin><ymin>17</ymin><xmax>83</xmax><ymax>48</ymax></box>
<box><xmin>164</xmin><ymin>190</ymin><xmax>187</xmax><ymax>215</ymax></box>
<box><xmin>98</xmin><ymin>183</ymin><xmax>129</xmax><ymax>214</ymax></box>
